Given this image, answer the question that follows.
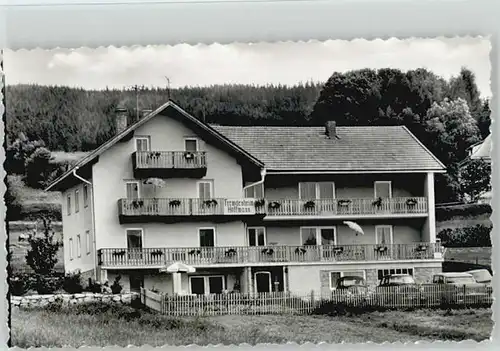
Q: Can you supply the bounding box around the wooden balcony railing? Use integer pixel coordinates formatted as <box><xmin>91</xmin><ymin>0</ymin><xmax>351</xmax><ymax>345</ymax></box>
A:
<box><xmin>265</xmin><ymin>197</ymin><xmax>428</xmax><ymax>217</ymax></box>
<box><xmin>98</xmin><ymin>243</ymin><xmax>443</xmax><ymax>267</ymax></box>
<box><xmin>134</xmin><ymin>151</ymin><xmax>207</xmax><ymax>169</ymax></box>
<box><xmin>118</xmin><ymin>198</ymin><xmax>265</xmax><ymax>217</ymax></box>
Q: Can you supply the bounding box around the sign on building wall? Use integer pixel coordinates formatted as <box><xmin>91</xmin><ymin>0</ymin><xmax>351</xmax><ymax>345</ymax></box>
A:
<box><xmin>224</xmin><ymin>199</ymin><xmax>256</xmax><ymax>215</ymax></box>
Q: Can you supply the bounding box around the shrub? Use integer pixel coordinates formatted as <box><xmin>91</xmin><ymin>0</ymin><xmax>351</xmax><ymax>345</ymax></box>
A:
<box><xmin>33</xmin><ymin>274</ymin><xmax>62</xmax><ymax>294</ymax></box>
<box><xmin>62</xmin><ymin>271</ymin><xmax>83</xmax><ymax>294</ymax></box>
<box><xmin>9</xmin><ymin>276</ymin><xmax>29</xmax><ymax>296</ymax></box>
<box><xmin>85</xmin><ymin>280</ymin><xmax>102</xmax><ymax>293</ymax></box>
<box><xmin>437</xmin><ymin>224</ymin><xmax>492</xmax><ymax>247</ymax></box>
<box><xmin>21</xmin><ymin>203</ymin><xmax>62</xmax><ymax>221</ymax></box>
<box><xmin>25</xmin><ymin>217</ymin><xmax>62</xmax><ymax>275</ymax></box>
<box><xmin>110</xmin><ymin>275</ymin><xmax>123</xmax><ymax>294</ymax></box>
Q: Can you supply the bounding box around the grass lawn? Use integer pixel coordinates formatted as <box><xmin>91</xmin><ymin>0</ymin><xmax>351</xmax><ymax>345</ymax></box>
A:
<box><xmin>10</xmin><ymin>305</ymin><xmax>493</xmax><ymax>347</ymax></box>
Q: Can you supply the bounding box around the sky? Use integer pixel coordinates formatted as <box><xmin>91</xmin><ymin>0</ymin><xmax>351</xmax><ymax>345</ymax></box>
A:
<box><xmin>3</xmin><ymin>37</ymin><xmax>492</xmax><ymax>97</ymax></box>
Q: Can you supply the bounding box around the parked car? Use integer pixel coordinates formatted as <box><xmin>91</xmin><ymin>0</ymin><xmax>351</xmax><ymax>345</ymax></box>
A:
<box><xmin>374</xmin><ymin>274</ymin><xmax>426</xmax><ymax>306</ymax></box>
<box><xmin>334</xmin><ymin>276</ymin><xmax>370</xmax><ymax>299</ymax></box>
<box><xmin>465</xmin><ymin>269</ymin><xmax>492</xmax><ymax>287</ymax></box>
<box><xmin>431</xmin><ymin>272</ymin><xmax>491</xmax><ymax>305</ymax></box>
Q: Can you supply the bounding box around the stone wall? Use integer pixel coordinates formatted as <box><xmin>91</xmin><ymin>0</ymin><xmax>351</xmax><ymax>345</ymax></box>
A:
<box><xmin>11</xmin><ymin>292</ymin><xmax>139</xmax><ymax>309</ymax></box>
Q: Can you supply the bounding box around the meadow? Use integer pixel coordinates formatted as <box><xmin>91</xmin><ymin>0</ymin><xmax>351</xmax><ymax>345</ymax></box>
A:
<box><xmin>10</xmin><ymin>303</ymin><xmax>493</xmax><ymax>347</ymax></box>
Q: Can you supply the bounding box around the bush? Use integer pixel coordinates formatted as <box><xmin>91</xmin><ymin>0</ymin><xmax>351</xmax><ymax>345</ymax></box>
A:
<box><xmin>20</xmin><ymin>203</ymin><xmax>62</xmax><ymax>221</ymax></box>
<box><xmin>437</xmin><ymin>224</ymin><xmax>492</xmax><ymax>247</ymax></box>
<box><xmin>85</xmin><ymin>280</ymin><xmax>102</xmax><ymax>293</ymax></box>
<box><xmin>32</xmin><ymin>274</ymin><xmax>63</xmax><ymax>294</ymax></box>
<box><xmin>24</xmin><ymin>147</ymin><xmax>54</xmax><ymax>189</ymax></box>
<box><xmin>9</xmin><ymin>276</ymin><xmax>29</xmax><ymax>296</ymax></box>
<box><xmin>62</xmin><ymin>271</ymin><xmax>83</xmax><ymax>294</ymax></box>
<box><xmin>436</xmin><ymin>204</ymin><xmax>492</xmax><ymax>221</ymax></box>
<box><xmin>110</xmin><ymin>275</ymin><xmax>123</xmax><ymax>294</ymax></box>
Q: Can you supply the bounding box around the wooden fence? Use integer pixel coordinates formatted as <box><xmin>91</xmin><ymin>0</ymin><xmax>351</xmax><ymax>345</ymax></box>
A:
<box><xmin>140</xmin><ymin>284</ymin><xmax>493</xmax><ymax>317</ymax></box>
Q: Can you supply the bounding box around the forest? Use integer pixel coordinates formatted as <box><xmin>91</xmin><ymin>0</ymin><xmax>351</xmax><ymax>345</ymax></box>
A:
<box><xmin>4</xmin><ymin>67</ymin><xmax>491</xmax><ymax>204</ymax></box>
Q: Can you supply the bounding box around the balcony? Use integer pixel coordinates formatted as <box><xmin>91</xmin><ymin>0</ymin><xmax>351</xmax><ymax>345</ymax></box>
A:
<box><xmin>264</xmin><ymin>197</ymin><xmax>428</xmax><ymax>219</ymax></box>
<box><xmin>132</xmin><ymin>151</ymin><xmax>207</xmax><ymax>178</ymax></box>
<box><xmin>98</xmin><ymin>243</ymin><xmax>444</xmax><ymax>268</ymax></box>
<box><xmin>118</xmin><ymin>198</ymin><xmax>265</xmax><ymax>223</ymax></box>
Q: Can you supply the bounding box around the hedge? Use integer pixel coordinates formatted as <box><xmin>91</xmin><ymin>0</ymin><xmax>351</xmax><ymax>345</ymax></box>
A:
<box><xmin>435</xmin><ymin>204</ymin><xmax>492</xmax><ymax>222</ymax></box>
<box><xmin>15</xmin><ymin>203</ymin><xmax>62</xmax><ymax>221</ymax></box>
<box><xmin>437</xmin><ymin>224</ymin><xmax>492</xmax><ymax>247</ymax></box>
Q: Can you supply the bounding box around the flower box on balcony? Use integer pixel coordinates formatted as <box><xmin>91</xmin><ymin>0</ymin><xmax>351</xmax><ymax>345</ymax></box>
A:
<box><xmin>131</xmin><ymin>200</ymin><xmax>144</xmax><ymax>209</ymax></box>
<box><xmin>188</xmin><ymin>249</ymin><xmax>202</xmax><ymax>256</ymax></box>
<box><xmin>255</xmin><ymin>199</ymin><xmax>266</xmax><ymax>208</ymax></box>
<box><xmin>268</xmin><ymin>201</ymin><xmax>281</xmax><ymax>210</ymax></box>
<box><xmin>416</xmin><ymin>244</ymin><xmax>428</xmax><ymax>252</ymax></box>
<box><xmin>203</xmin><ymin>199</ymin><xmax>218</xmax><ymax>207</ymax></box>
<box><xmin>169</xmin><ymin>199</ymin><xmax>181</xmax><ymax>207</ymax></box>
<box><xmin>150</xmin><ymin>250</ymin><xmax>164</xmax><ymax>258</ymax></box>
<box><xmin>261</xmin><ymin>248</ymin><xmax>274</xmax><ymax>256</ymax></box>
<box><xmin>375</xmin><ymin>246</ymin><xmax>388</xmax><ymax>254</ymax></box>
<box><xmin>304</xmin><ymin>201</ymin><xmax>316</xmax><ymax>209</ymax></box>
<box><xmin>224</xmin><ymin>248</ymin><xmax>238</xmax><ymax>257</ymax></box>
<box><xmin>337</xmin><ymin>199</ymin><xmax>351</xmax><ymax>207</ymax></box>
<box><xmin>372</xmin><ymin>197</ymin><xmax>383</xmax><ymax>208</ymax></box>
<box><xmin>184</xmin><ymin>152</ymin><xmax>195</xmax><ymax>160</ymax></box>
<box><xmin>295</xmin><ymin>247</ymin><xmax>307</xmax><ymax>255</ymax></box>
<box><xmin>406</xmin><ymin>198</ymin><xmax>418</xmax><ymax>206</ymax></box>
<box><xmin>112</xmin><ymin>250</ymin><xmax>126</xmax><ymax>258</ymax></box>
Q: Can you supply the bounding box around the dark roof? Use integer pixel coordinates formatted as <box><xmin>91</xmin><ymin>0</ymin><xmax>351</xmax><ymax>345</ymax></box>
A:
<box><xmin>211</xmin><ymin>125</ymin><xmax>446</xmax><ymax>172</ymax></box>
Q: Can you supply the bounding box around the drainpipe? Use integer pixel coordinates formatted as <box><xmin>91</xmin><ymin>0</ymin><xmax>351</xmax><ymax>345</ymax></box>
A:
<box><xmin>242</xmin><ymin>168</ymin><xmax>267</xmax><ymax>197</ymax></box>
<box><xmin>72</xmin><ymin>167</ymin><xmax>99</xmax><ymax>282</ymax></box>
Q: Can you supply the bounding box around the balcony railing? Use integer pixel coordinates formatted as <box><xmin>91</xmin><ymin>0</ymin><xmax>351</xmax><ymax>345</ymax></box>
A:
<box><xmin>132</xmin><ymin>151</ymin><xmax>207</xmax><ymax>178</ymax></box>
<box><xmin>118</xmin><ymin>198</ymin><xmax>265</xmax><ymax>218</ymax></box>
<box><xmin>265</xmin><ymin>197</ymin><xmax>428</xmax><ymax>217</ymax></box>
<box><xmin>98</xmin><ymin>243</ymin><xmax>443</xmax><ymax>267</ymax></box>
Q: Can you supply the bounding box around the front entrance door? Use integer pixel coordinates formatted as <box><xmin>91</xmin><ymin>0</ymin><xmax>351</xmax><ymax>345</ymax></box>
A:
<box><xmin>129</xmin><ymin>273</ymin><xmax>144</xmax><ymax>293</ymax></box>
<box><xmin>255</xmin><ymin>271</ymin><xmax>271</xmax><ymax>293</ymax></box>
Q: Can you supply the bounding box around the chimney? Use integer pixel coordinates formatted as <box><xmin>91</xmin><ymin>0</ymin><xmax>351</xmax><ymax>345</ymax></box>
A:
<box><xmin>115</xmin><ymin>106</ymin><xmax>128</xmax><ymax>134</ymax></box>
<box><xmin>325</xmin><ymin>121</ymin><xmax>337</xmax><ymax>139</ymax></box>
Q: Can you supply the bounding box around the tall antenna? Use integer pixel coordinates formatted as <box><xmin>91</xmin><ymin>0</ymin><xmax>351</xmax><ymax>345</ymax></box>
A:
<box><xmin>165</xmin><ymin>76</ymin><xmax>171</xmax><ymax>100</ymax></box>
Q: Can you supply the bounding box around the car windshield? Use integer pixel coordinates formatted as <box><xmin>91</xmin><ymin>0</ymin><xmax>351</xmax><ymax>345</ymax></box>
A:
<box><xmin>389</xmin><ymin>276</ymin><xmax>415</xmax><ymax>284</ymax></box>
<box><xmin>446</xmin><ymin>276</ymin><xmax>476</xmax><ymax>284</ymax></box>
<box><xmin>468</xmin><ymin>271</ymin><xmax>492</xmax><ymax>283</ymax></box>
<box><xmin>340</xmin><ymin>277</ymin><xmax>364</xmax><ymax>287</ymax></box>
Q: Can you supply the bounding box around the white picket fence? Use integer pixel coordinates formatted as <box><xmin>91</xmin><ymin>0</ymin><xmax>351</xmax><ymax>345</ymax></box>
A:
<box><xmin>140</xmin><ymin>284</ymin><xmax>493</xmax><ymax>317</ymax></box>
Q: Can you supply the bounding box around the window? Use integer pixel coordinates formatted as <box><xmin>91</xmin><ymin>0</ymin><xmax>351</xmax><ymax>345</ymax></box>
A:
<box><xmin>135</xmin><ymin>137</ymin><xmax>150</xmax><ymax>152</ymax></box>
<box><xmin>329</xmin><ymin>270</ymin><xmax>366</xmax><ymax>290</ymax></box>
<box><xmin>76</xmin><ymin>234</ymin><xmax>81</xmax><ymax>258</ymax></box>
<box><xmin>244</xmin><ymin>183</ymin><xmax>264</xmax><ymax>199</ymax></box>
<box><xmin>125</xmin><ymin>181</ymin><xmax>140</xmax><ymax>199</ymax></box>
<box><xmin>83</xmin><ymin>185</ymin><xmax>89</xmax><ymax>208</ymax></box>
<box><xmin>197</xmin><ymin>181</ymin><xmax>213</xmax><ymax>199</ymax></box>
<box><xmin>299</xmin><ymin>182</ymin><xmax>335</xmax><ymax>200</ymax></box>
<box><xmin>300</xmin><ymin>227</ymin><xmax>336</xmax><ymax>246</ymax></box>
<box><xmin>248</xmin><ymin>227</ymin><xmax>266</xmax><ymax>246</ymax></box>
<box><xmin>377</xmin><ymin>268</ymin><xmax>414</xmax><ymax>280</ymax></box>
<box><xmin>184</xmin><ymin>138</ymin><xmax>198</xmax><ymax>152</ymax></box>
<box><xmin>69</xmin><ymin>238</ymin><xmax>74</xmax><ymax>260</ymax></box>
<box><xmin>374</xmin><ymin>181</ymin><xmax>392</xmax><ymax>198</ymax></box>
<box><xmin>85</xmin><ymin>230</ymin><xmax>91</xmax><ymax>254</ymax></box>
<box><xmin>67</xmin><ymin>194</ymin><xmax>71</xmax><ymax>216</ymax></box>
<box><xmin>75</xmin><ymin>189</ymin><xmax>80</xmax><ymax>213</ymax></box>
<box><xmin>199</xmin><ymin>228</ymin><xmax>215</xmax><ymax>247</ymax></box>
<box><xmin>375</xmin><ymin>225</ymin><xmax>393</xmax><ymax>245</ymax></box>
<box><xmin>190</xmin><ymin>275</ymin><xmax>225</xmax><ymax>295</ymax></box>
